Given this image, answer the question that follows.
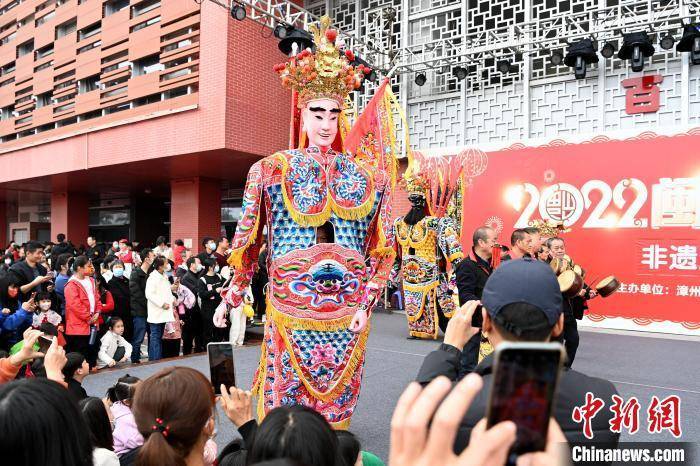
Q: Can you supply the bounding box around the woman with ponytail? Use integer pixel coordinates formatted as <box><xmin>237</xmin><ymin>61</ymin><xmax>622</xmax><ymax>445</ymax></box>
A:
<box><xmin>132</xmin><ymin>366</ymin><xmax>216</xmax><ymax>466</ymax></box>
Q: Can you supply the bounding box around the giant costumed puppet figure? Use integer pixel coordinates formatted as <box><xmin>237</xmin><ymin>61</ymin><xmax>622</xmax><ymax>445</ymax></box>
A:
<box><xmin>393</xmin><ymin>155</ymin><xmax>464</xmax><ymax>339</ymax></box>
<box><xmin>216</xmin><ymin>16</ymin><xmax>398</xmax><ymax>428</ymax></box>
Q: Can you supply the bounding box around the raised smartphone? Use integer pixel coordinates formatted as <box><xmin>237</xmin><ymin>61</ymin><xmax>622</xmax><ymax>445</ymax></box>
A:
<box><xmin>486</xmin><ymin>342</ymin><xmax>564</xmax><ymax>455</ymax></box>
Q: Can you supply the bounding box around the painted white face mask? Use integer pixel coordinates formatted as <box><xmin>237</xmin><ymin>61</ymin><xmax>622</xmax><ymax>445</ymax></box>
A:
<box><xmin>4</xmin><ymin>258</ymin><xmax>10</xmax><ymax>265</ymax></box>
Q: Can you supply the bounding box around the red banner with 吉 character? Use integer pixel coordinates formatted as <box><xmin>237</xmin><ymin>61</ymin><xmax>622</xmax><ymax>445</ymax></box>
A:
<box><xmin>458</xmin><ymin>130</ymin><xmax>700</xmax><ymax>334</ymax></box>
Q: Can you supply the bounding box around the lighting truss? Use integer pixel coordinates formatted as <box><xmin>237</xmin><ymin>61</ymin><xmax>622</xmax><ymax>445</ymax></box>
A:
<box><xmin>201</xmin><ymin>0</ymin><xmax>700</xmax><ymax>78</ymax></box>
<box><xmin>391</xmin><ymin>0</ymin><xmax>700</xmax><ymax>76</ymax></box>
<box><xmin>201</xmin><ymin>0</ymin><xmax>384</xmax><ymax>62</ymax></box>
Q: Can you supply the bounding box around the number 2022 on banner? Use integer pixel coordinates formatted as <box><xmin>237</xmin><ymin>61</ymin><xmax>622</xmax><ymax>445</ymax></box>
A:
<box><xmin>507</xmin><ymin>179</ymin><xmax>648</xmax><ymax>229</ymax></box>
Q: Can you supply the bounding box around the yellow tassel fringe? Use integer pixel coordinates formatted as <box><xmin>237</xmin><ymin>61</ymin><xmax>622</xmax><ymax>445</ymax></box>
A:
<box><xmin>255</xmin><ymin>303</ymin><xmax>370</xmax><ymax>403</ymax></box>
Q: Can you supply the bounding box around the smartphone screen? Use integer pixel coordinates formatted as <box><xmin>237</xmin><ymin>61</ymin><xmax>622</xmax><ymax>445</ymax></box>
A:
<box><xmin>207</xmin><ymin>342</ymin><xmax>235</xmax><ymax>395</ymax></box>
<box><xmin>486</xmin><ymin>342</ymin><xmax>563</xmax><ymax>455</ymax></box>
<box><xmin>38</xmin><ymin>335</ymin><xmax>53</xmax><ymax>354</ymax></box>
<box><xmin>471</xmin><ymin>304</ymin><xmax>483</xmax><ymax>328</ymax></box>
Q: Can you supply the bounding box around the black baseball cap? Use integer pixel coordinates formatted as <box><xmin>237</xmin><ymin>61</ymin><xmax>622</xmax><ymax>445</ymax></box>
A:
<box><xmin>481</xmin><ymin>257</ymin><xmax>563</xmax><ymax>326</ymax></box>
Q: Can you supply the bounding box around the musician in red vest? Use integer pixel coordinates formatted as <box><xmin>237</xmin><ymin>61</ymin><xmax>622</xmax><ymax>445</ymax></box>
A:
<box><xmin>454</xmin><ymin>226</ymin><xmax>501</xmax><ymax>375</ymax></box>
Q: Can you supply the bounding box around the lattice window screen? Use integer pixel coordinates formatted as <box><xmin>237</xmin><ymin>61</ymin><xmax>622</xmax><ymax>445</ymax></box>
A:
<box><xmin>330</xmin><ymin>0</ymin><xmax>356</xmax><ymax>34</ymax></box>
<box><xmin>689</xmin><ymin>62</ymin><xmax>700</xmax><ymax>126</ymax></box>
<box><xmin>530</xmin><ymin>79</ymin><xmax>600</xmax><ymax>138</ymax></box>
<box><xmin>407</xmin><ymin>97</ymin><xmax>463</xmax><ymax>148</ymax></box>
<box><xmin>465</xmin><ymin>84</ymin><xmax>526</xmax><ymax>144</ymax></box>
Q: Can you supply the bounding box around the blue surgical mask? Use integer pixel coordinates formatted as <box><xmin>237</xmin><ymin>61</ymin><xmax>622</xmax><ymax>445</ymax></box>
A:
<box><xmin>113</xmin><ymin>268</ymin><xmax>124</xmax><ymax>277</ymax></box>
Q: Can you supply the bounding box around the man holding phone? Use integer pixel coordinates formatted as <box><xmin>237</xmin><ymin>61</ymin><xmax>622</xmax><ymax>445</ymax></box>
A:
<box><xmin>417</xmin><ymin>258</ymin><xmax>620</xmax><ymax>452</ymax></box>
<box><xmin>8</xmin><ymin>241</ymin><xmax>52</xmax><ymax>298</ymax></box>
<box><xmin>455</xmin><ymin>226</ymin><xmax>498</xmax><ymax>375</ymax></box>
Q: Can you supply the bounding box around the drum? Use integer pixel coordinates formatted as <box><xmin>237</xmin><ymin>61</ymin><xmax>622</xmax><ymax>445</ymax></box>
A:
<box><xmin>558</xmin><ymin>270</ymin><xmax>584</xmax><ymax>298</ymax></box>
<box><xmin>596</xmin><ymin>276</ymin><xmax>620</xmax><ymax>298</ymax></box>
<box><xmin>573</xmin><ymin>264</ymin><xmax>586</xmax><ymax>278</ymax></box>
<box><xmin>550</xmin><ymin>257</ymin><xmax>571</xmax><ymax>275</ymax></box>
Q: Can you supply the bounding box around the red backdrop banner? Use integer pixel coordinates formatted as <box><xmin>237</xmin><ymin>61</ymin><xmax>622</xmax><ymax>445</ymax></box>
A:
<box><xmin>460</xmin><ymin>131</ymin><xmax>700</xmax><ymax>332</ymax></box>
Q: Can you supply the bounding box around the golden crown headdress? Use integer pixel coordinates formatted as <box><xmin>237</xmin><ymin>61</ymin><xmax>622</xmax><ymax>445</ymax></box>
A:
<box><xmin>529</xmin><ymin>218</ymin><xmax>571</xmax><ymax>237</ymax></box>
<box><xmin>399</xmin><ymin>164</ymin><xmax>429</xmax><ymax>195</ymax></box>
<box><xmin>273</xmin><ymin>16</ymin><xmax>370</xmax><ymax>108</ymax></box>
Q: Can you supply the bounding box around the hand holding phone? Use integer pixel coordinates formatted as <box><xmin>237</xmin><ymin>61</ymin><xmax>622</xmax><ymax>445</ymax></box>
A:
<box><xmin>444</xmin><ymin>300</ymin><xmax>481</xmax><ymax>349</ymax></box>
<box><xmin>37</xmin><ymin>335</ymin><xmax>53</xmax><ymax>354</ymax></box>
<box><xmin>208</xmin><ymin>342</ymin><xmax>236</xmax><ymax>395</ymax></box>
<box><xmin>486</xmin><ymin>342</ymin><xmax>564</xmax><ymax>456</ymax></box>
<box><xmin>219</xmin><ymin>385</ymin><xmax>253</xmax><ymax>426</ymax></box>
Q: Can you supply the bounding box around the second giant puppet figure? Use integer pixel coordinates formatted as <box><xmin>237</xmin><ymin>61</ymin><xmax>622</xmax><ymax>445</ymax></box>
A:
<box><xmin>217</xmin><ymin>17</ymin><xmax>395</xmax><ymax>428</ymax></box>
<box><xmin>393</xmin><ymin>171</ymin><xmax>463</xmax><ymax>339</ymax></box>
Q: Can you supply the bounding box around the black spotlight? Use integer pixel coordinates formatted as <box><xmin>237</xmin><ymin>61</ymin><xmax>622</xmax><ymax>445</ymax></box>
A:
<box><xmin>230</xmin><ymin>2</ymin><xmax>246</xmax><ymax>21</ymax></box>
<box><xmin>600</xmin><ymin>41</ymin><xmax>616</xmax><ymax>58</ymax></box>
<box><xmin>278</xmin><ymin>28</ymin><xmax>314</xmax><ymax>56</ymax></box>
<box><xmin>564</xmin><ymin>38</ymin><xmax>599</xmax><ymax>79</ymax></box>
<box><xmin>677</xmin><ymin>23</ymin><xmax>700</xmax><ymax>65</ymax></box>
<box><xmin>618</xmin><ymin>31</ymin><xmax>655</xmax><ymax>72</ymax></box>
<box><xmin>659</xmin><ymin>33</ymin><xmax>675</xmax><ymax>50</ymax></box>
<box><xmin>414</xmin><ymin>73</ymin><xmax>427</xmax><ymax>86</ymax></box>
<box><xmin>550</xmin><ymin>50</ymin><xmax>564</xmax><ymax>66</ymax></box>
<box><xmin>497</xmin><ymin>59</ymin><xmax>512</xmax><ymax>73</ymax></box>
<box><xmin>452</xmin><ymin>66</ymin><xmax>467</xmax><ymax>81</ymax></box>
<box><xmin>273</xmin><ymin>23</ymin><xmax>294</xmax><ymax>40</ymax></box>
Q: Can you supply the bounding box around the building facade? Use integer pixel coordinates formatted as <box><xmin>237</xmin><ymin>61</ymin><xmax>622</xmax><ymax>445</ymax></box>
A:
<box><xmin>0</xmin><ymin>0</ymin><xmax>290</xmax><ymax>250</ymax></box>
<box><xmin>304</xmin><ymin>0</ymin><xmax>700</xmax><ymax>150</ymax></box>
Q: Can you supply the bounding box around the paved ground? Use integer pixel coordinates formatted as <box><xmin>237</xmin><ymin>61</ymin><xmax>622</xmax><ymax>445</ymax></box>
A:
<box><xmin>84</xmin><ymin>312</ymin><xmax>700</xmax><ymax>462</ymax></box>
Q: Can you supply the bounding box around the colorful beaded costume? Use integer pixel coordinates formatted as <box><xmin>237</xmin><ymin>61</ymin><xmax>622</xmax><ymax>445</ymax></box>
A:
<box><xmin>393</xmin><ymin>155</ymin><xmax>464</xmax><ymax>339</ymax></box>
<box><xmin>222</xmin><ymin>17</ymin><xmax>397</xmax><ymax>428</ymax></box>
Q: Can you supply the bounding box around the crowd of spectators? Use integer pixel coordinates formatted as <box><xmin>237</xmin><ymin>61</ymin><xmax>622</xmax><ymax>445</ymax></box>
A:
<box><xmin>0</xmin><ymin>233</ymin><xmax>259</xmax><ymax>370</ymax></box>
<box><xmin>0</xmin><ymin>230</ymin><xmax>619</xmax><ymax>466</ymax></box>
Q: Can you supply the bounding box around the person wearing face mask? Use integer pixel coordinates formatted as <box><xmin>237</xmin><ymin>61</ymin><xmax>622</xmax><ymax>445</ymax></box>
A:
<box><xmin>197</xmin><ymin>259</ymin><xmax>225</xmax><ymax>345</ymax></box>
<box><xmin>105</xmin><ymin>241</ymin><xmax>119</xmax><ymax>262</ymax></box>
<box><xmin>0</xmin><ymin>253</ymin><xmax>13</xmax><ymax>279</ymax></box>
<box><xmin>180</xmin><ymin>257</ymin><xmax>204</xmax><ymax>355</ymax></box>
<box><xmin>107</xmin><ymin>260</ymin><xmax>133</xmax><ymax>344</ymax></box>
<box><xmin>196</xmin><ymin>237</ymin><xmax>217</xmax><ymax>265</ymax></box>
<box><xmin>31</xmin><ymin>291</ymin><xmax>62</xmax><ymax>329</ymax></box>
<box><xmin>116</xmin><ymin>240</ymin><xmax>136</xmax><ymax>278</ymax></box>
<box><xmin>145</xmin><ymin>257</ymin><xmax>176</xmax><ymax>361</ymax></box>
